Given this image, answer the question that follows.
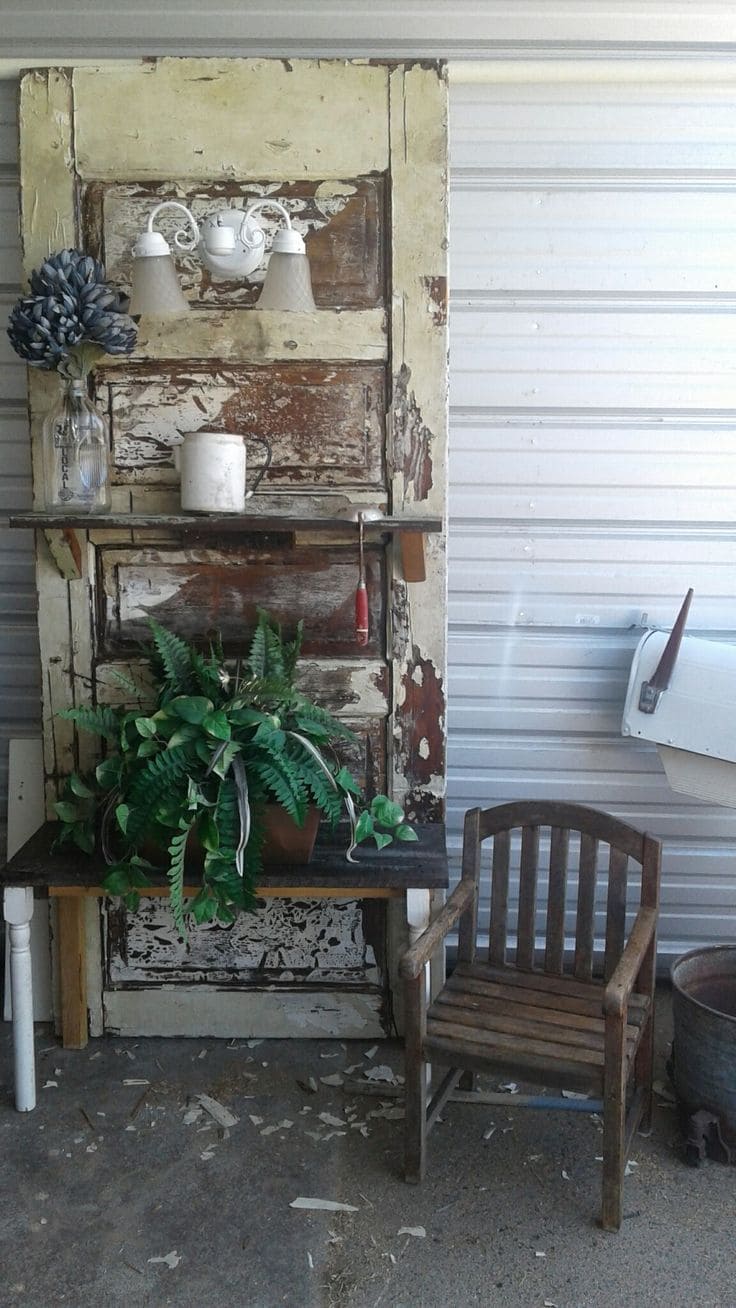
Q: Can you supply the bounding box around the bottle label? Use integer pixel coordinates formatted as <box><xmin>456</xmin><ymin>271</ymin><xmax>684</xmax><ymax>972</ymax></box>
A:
<box><xmin>53</xmin><ymin>419</ymin><xmax>75</xmax><ymax>449</ymax></box>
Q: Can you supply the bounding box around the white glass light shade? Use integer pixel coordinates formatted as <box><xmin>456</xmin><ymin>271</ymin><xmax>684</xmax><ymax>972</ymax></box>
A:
<box><xmin>256</xmin><ymin>252</ymin><xmax>316</xmax><ymax>312</ymax></box>
<box><xmin>129</xmin><ymin>253</ymin><xmax>190</xmax><ymax>316</ymax></box>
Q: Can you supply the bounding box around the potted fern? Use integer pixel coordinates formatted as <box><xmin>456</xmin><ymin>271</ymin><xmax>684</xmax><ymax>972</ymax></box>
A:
<box><xmin>53</xmin><ymin>611</ymin><xmax>415</xmax><ymax>936</ymax></box>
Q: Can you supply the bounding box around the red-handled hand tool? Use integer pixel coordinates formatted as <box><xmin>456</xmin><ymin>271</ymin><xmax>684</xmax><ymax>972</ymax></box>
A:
<box><xmin>355</xmin><ymin>512</ymin><xmax>369</xmax><ymax>646</ymax></box>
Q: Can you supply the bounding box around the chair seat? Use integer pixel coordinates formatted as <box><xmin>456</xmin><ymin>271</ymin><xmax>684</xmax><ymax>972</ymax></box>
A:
<box><xmin>424</xmin><ymin>961</ymin><xmax>651</xmax><ymax>1095</ymax></box>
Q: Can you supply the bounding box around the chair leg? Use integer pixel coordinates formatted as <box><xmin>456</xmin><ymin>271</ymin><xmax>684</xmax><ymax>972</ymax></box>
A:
<box><xmin>404</xmin><ymin>974</ymin><xmax>427</xmax><ymax>1184</ymax></box>
<box><xmin>635</xmin><ymin>1013</ymin><xmax>655</xmax><ymax>1135</ymax></box>
<box><xmin>601</xmin><ymin>1022</ymin><xmax>627</xmax><ymax>1231</ymax></box>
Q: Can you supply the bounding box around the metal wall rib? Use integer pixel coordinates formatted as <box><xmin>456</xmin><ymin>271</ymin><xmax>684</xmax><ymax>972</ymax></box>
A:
<box><xmin>448</xmin><ymin>71</ymin><xmax>736</xmax><ymax>958</ymax></box>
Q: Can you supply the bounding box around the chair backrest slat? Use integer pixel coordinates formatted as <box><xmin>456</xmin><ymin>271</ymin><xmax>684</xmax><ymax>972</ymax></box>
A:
<box><xmin>488</xmin><ymin>828</ymin><xmax>511</xmax><ymax>966</ymax></box>
<box><xmin>516</xmin><ymin>825</ymin><xmax>540</xmax><ymax>970</ymax></box>
<box><xmin>472</xmin><ymin>801</ymin><xmax>661</xmax><ymax>984</ymax></box>
<box><xmin>544</xmin><ymin>826</ymin><xmax>569</xmax><ymax>974</ymax></box>
<box><xmin>604</xmin><ymin>846</ymin><xmax>628</xmax><ymax>981</ymax></box>
<box><xmin>573</xmin><ymin>833</ymin><xmax>598</xmax><ymax>980</ymax></box>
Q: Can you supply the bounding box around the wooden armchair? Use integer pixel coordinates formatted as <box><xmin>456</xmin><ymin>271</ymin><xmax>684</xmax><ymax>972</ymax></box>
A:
<box><xmin>400</xmin><ymin>801</ymin><xmax>662</xmax><ymax>1230</ymax></box>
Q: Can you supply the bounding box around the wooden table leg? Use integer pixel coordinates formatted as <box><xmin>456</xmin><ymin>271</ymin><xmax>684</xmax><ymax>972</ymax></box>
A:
<box><xmin>56</xmin><ymin>894</ymin><xmax>88</xmax><ymax>1049</ymax></box>
<box><xmin>3</xmin><ymin>885</ymin><xmax>36</xmax><ymax>1111</ymax></box>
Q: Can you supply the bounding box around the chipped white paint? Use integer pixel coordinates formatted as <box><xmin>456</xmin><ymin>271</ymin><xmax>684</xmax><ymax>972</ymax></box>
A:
<box><xmin>72</xmin><ymin>59</ymin><xmax>390</xmax><ymax>181</ymax></box>
<box><xmin>102</xmin><ymin>182</ymin><xmax>356</xmax><ymax>301</ymax></box>
<box><xmin>18</xmin><ymin>57</ymin><xmax>447</xmax><ymax>1036</ymax></box>
<box><xmin>106</xmin><ymin>895</ymin><xmax>379</xmax><ymax>985</ymax></box>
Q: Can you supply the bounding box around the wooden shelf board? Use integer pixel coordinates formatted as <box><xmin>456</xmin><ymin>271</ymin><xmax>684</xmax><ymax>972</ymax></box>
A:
<box><xmin>9</xmin><ymin>511</ymin><xmax>443</xmax><ymax>535</ymax></box>
<box><xmin>2</xmin><ymin>820</ymin><xmax>449</xmax><ymax>892</ymax></box>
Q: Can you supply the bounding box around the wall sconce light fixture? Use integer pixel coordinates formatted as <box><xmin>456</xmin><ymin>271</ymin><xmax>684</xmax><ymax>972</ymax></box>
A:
<box><xmin>128</xmin><ymin>199</ymin><xmax>316</xmax><ymax>316</ymax></box>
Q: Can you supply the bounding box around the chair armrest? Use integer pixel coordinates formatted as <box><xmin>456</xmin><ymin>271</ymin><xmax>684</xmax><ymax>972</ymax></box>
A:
<box><xmin>603</xmin><ymin>907</ymin><xmax>658</xmax><ymax>1018</ymax></box>
<box><xmin>399</xmin><ymin>879</ymin><xmax>475</xmax><ymax>980</ymax></box>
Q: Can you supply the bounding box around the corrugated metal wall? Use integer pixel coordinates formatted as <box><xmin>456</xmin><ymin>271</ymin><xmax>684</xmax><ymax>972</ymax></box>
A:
<box><xmin>448</xmin><ymin>67</ymin><xmax>736</xmax><ymax>958</ymax></box>
<box><xmin>0</xmin><ymin>81</ymin><xmax>41</xmax><ymax>860</ymax></box>
<box><xmin>2</xmin><ymin>52</ymin><xmax>736</xmax><ymax>958</ymax></box>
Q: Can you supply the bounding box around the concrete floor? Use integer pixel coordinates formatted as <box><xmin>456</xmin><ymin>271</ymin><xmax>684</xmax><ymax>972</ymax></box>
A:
<box><xmin>0</xmin><ymin>987</ymin><xmax>734</xmax><ymax>1308</ymax></box>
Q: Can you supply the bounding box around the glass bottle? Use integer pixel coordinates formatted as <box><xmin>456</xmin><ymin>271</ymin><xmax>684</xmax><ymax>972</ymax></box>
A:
<box><xmin>42</xmin><ymin>378</ymin><xmax>111</xmax><ymax>513</ymax></box>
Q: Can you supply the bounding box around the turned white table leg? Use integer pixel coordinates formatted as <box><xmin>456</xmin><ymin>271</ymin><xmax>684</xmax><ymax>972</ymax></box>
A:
<box><xmin>3</xmin><ymin>886</ymin><xmax>36</xmax><ymax>1111</ymax></box>
<box><xmin>406</xmin><ymin>888</ymin><xmax>432</xmax><ymax>1088</ymax></box>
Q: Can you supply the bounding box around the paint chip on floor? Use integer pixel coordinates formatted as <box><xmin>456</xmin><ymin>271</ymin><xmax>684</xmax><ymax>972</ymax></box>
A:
<box><xmin>290</xmin><ymin>1197</ymin><xmax>359</xmax><ymax>1212</ymax></box>
<box><xmin>398</xmin><ymin>1226</ymin><xmax>426</xmax><ymax>1238</ymax></box>
<box><xmin>148</xmin><ymin>1251</ymin><xmax>182</xmax><ymax>1270</ymax></box>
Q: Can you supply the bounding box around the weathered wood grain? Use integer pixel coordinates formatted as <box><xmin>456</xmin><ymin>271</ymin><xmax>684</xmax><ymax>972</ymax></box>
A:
<box><xmin>103</xmin><ymin>363</ymin><xmax>386</xmax><ymax>489</ymax></box>
<box><xmin>87</xmin><ymin>178</ymin><xmax>386</xmax><ymax>310</ymax></box>
<box><xmin>388</xmin><ymin>64</ymin><xmax>448</xmax><ymax>823</ymax></box>
<box><xmin>98</xmin><ymin>544</ymin><xmax>387</xmax><ymax>657</ymax></box>
<box><xmin>102</xmin><ymin>307</ymin><xmax>387</xmax><ymax>365</ymax></box>
<box><xmin>73</xmin><ymin>59</ymin><xmax>390</xmax><ymax>181</ymax></box>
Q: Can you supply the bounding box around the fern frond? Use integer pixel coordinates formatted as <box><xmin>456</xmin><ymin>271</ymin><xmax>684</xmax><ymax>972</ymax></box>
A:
<box><xmin>294</xmin><ymin>699</ymin><xmax>356</xmax><ymax>742</ymax></box>
<box><xmin>282</xmin><ymin>619</ymin><xmax>303</xmax><ymax>684</ymax></box>
<box><xmin>191</xmin><ymin>649</ymin><xmax>225</xmax><ymax>702</ymax></box>
<box><xmin>247</xmin><ymin>615</ymin><xmax>267</xmax><ymax>679</ymax></box>
<box><xmin>254</xmin><ymin>758</ymin><xmax>305</xmax><ymax>822</ymax></box>
<box><xmin>214</xmin><ymin>776</ymin><xmax>240</xmax><ymax>859</ymax></box>
<box><xmin>263</xmin><ymin>621</ymin><xmax>285</xmax><ymax>681</ymax></box>
<box><xmin>147</xmin><ymin>619</ymin><xmax>195</xmax><ymax>696</ymax></box>
<box><xmin>166</xmin><ymin>822</ymin><xmax>192</xmax><ymax>939</ymax></box>
<box><xmin>125</xmin><ymin>745</ymin><xmax>195</xmax><ymax>844</ymax></box>
<box><xmin>60</xmin><ymin>704</ymin><xmax>121</xmax><ymax>741</ymax></box>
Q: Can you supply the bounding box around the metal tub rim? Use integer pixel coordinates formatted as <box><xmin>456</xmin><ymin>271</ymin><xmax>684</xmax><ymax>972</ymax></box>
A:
<box><xmin>671</xmin><ymin>945</ymin><xmax>736</xmax><ymax>1024</ymax></box>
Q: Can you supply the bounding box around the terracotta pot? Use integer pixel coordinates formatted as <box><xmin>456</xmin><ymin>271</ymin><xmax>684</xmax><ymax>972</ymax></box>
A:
<box><xmin>138</xmin><ymin>805</ymin><xmax>320</xmax><ymax>870</ymax></box>
<box><xmin>261</xmin><ymin>805</ymin><xmax>320</xmax><ymax>865</ymax></box>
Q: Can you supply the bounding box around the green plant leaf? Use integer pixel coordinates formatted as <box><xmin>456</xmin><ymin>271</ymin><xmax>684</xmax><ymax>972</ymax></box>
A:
<box><xmin>354</xmin><ymin>811</ymin><xmax>374</xmax><ymax>843</ymax></box>
<box><xmin>372</xmin><ymin>830</ymin><xmax>393</xmax><ymax>851</ymax></box>
<box><xmin>69</xmin><ymin>773</ymin><xmax>95</xmax><ymax>799</ymax></box>
<box><xmin>95</xmin><ymin>756</ymin><xmax>122</xmax><ymax>790</ymax></box>
<box><xmin>123</xmin><ymin>890</ymin><xmax>141</xmax><ymax>912</ymax></box>
<box><xmin>210</xmin><ymin>740</ymin><xmax>242</xmax><ymax>780</ymax></box>
<box><xmin>136</xmin><ymin>738</ymin><xmax>159</xmax><ymax>758</ymax></box>
<box><xmin>72</xmin><ymin>822</ymin><xmax>95</xmax><ymax>854</ymax></box>
<box><xmin>170</xmin><ymin>695</ymin><xmax>213</xmax><ymax>724</ymax></box>
<box><xmin>135</xmin><ymin>716</ymin><xmax>158</xmax><ymax>739</ymax></box>
<box><xmin>370</xmin><ymin>796</ymin><xmax>405</xmax><ymax>828</ymax></box>
<box><xmin>54</xmin><ymin>800</ymin><xmax>80</xmax><ymax>823</ymax></box>
<box><xmin>167</xmin><ymin>724</ymin><xmax>199</xmax><ymax>748</ymax></box>
<box><xmin>203</xmin><ymin>709</ymin><xmax>231</xmax><ymax>741</ymax></box>
<box><xmin>198</xmin><ymin>810</ymin><xmax>219</xmax><ymax>853</ymax></box>
<box><xmin>115</xmin><ymin>803</ymin><xmax>130</xmax><ymax>834</ymax></box>
<box><xmin>334</xmin><ymin>766</ymin><xmax>361</xmax><ymax>797</ymax></box>
<box><xmin>394</xmin><ymin>823</ymin><xmax>418</xmax><ymax>842</ymax></box>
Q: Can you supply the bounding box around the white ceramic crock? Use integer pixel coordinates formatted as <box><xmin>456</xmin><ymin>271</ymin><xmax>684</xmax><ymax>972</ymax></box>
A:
<box><xmin>176</xmin><ymin>431</ymin><xmax>271</xmax><ymax>513</ymax></box>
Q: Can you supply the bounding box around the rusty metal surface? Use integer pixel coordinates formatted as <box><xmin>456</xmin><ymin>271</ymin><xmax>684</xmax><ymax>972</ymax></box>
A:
<box><xmin>671</xmin><ymin>946</ymin><xmax>736</xmax><ymax>1151</ymax></box>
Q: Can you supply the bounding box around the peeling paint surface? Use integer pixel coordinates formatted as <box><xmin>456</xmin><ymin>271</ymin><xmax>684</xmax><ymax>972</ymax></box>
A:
<box><xmin>106</xmin><ymin>897</ymin><xmax>380</xmax><ymax>986</ymax></box>
<box><xmin>104</xmin><ymin>363</ymin><xmax>385</xmax><ymax>488</ymax></box>
<box><xmin>20</xmin><ymin>58</ymin><xmax>448</xmax><ymax>1035</ymax></box>
<box><xmin>394</xmin><ymin>363</ymin><xmax>434</xmax><ymax>502</ymax></box>
<box><xmin>92</xmin><ymin>178</ymin><xmax>385</xmax><ymax>310</ymax></box>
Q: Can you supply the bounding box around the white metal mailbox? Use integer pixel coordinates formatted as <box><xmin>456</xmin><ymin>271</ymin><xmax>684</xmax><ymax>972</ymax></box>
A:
<box><xmin>622</xmin><ymin>592</ymin><xmax>736</xmax><ymax>808</ymax></box>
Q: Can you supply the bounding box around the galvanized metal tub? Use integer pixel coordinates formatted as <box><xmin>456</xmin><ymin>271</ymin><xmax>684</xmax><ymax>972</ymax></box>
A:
<box><xmin>671</xmin><ymin>946</ymin><xmax>736</xmax><ymax>1156</ymax></box>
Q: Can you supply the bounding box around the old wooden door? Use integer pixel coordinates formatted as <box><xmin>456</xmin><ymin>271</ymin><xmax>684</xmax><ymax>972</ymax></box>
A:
<box><xmin>19</xmin><ymin>59</ymin><xmax>447</xmax><ymax>1037</ymax></box>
